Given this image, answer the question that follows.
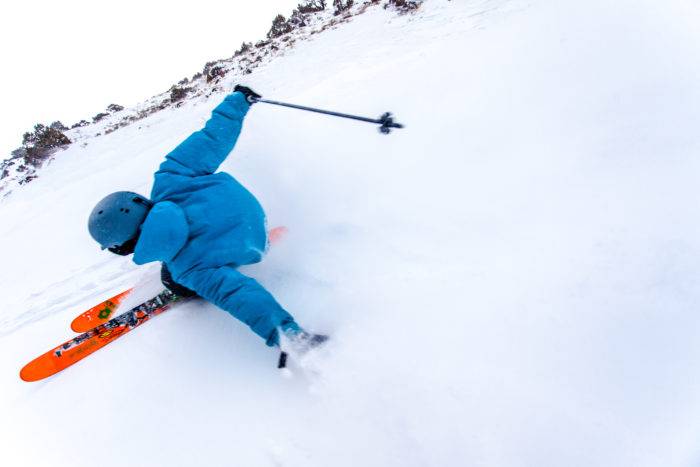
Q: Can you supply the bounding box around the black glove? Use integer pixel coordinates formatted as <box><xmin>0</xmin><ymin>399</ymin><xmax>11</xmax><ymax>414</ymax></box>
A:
<box><xmin>234</xmin><ymin>85</ymin><xmax>262</xmax><ymax>104</ymax></box>
<box><xmin>107</xmin><ymin>237</ymin><xmax>137</xmax><ymax>256</ymax></box>
<box><xmin>161</xmin><ymin>264</ymin><xmax>198</xmax><ymax>297</ymax></box>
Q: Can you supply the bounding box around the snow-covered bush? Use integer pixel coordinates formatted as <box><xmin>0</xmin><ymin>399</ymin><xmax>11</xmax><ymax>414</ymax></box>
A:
<box><xmin>385</xmin><ymin>0</ymin><xmax>423</xmax><ymax>12</ymax></box>
<box><xmin>201</xmin><ymin>61</ymin><xmax>227</xmax><ymax>83</ymax></box>
<box><xmin>107</xmin><ymin>104</ymin><xmax>124</xmax><ymax>113</ymax></box>
<box><xmin>169</xmin><ymin>85</ymin><xmax>191</xmax><ymax>102</ymax></box>
<box><xmin>71</xmin><ymin>120</ymin><xmax>90</xmax><ymax>129</ymax></box>
<box><xmin>234</xmin><ymin>42</ymin><xmax>252</xmax><ymax>57</ymax></box>
<box><xmin>207</xmin><ymin>66</ymin><xmax>226</xmax><ymax>83</ymax></box>
<box><xmin>288</xmin><ymin>9</ymin><xmax>308</xmax><ymax>28</ymax></box>
<box><xmin>1</xmin><ymin>150</ymin><xmax>24</xmax><ymax>180</ymax></box>
<box><xmin>298</xmin><ymin>0</ymin><xmax>326</xmax><ymax>13</ymax></box>
<box><xmin>92</xmin><ymin>112</ymin><xmax>109</xmax><ymax>123</ymax></box>
<box><xmin>268</xmin><ymin>14</ymin><xmax>293</xmax><ymax>38</ymax></box>
<box><xmin>288</xmin><ymin>0</ymin><xmax>328</xmax><ymax>28</ymax></box>
<box><xmin>49</xmin><ymin>121</ymin><xmax>68</xmax><ymax>132</ymax></box>
<box><xmin>333</xmin><ymin>0</ymin><xmax>353</xmax><ymax>15</ymax></box>
<box><xmin>19</xmin><ymin>123</ymin><xmax>71</xmax><ymax>166</ymax></box>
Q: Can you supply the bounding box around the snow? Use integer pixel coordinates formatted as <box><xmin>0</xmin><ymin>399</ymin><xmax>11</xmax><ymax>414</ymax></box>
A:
<box><xmin>2</xmin><ymin>0</ymin><xmax>700</xmax><ymax>466</ymax></box>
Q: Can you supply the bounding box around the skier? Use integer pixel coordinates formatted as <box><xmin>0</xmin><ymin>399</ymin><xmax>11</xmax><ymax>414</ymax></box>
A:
<box><xmin>87</xmin><ymin>85</ymin><xmax>326</xmax><ymax>357</ymax></box>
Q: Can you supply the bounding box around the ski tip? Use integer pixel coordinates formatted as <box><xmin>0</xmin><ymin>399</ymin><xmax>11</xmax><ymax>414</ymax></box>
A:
<box><xmin>70</xmin><ymin>289</ymin><xmax>133</xmax><ymax>333</ymax></box>
<box><xmin>20</xmin><ymin>343</ymin><xmax>69</xmax><ymax>381</ymax></box>
<box><xmin>268</xmin><ymin>226</ymin><xmax>289</xmax><ymax>245</ymax></box>
<box><xmin>69</xmin><ymin>320</ymin><xmax>82</xmax><ymax>333</ymax></box>
<box><xmin>70</xmin><ymin>317</ymin><xmax>92</xmax><ymax>333</ymax></box>
<box><xmin>19</xmin><ymin>369</ymin><xmax>37</xmax><ymax>382</ymax></box>
<box><xmin>19</xmin><ymin>357</ymin><xmax>53</xmax><ymax>382</ymax></box>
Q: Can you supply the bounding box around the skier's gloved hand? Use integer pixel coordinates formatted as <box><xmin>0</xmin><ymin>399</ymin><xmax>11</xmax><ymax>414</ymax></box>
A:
<box><xmin>234</xmin><ymin>85</ymin><xmax>262</xmax><ymax>104</ymax></box>
<box><xmin>161</xmin><ymin>264</ymin><xmax>198</xmax><ymax>298</ymax></box>
<box><xmin>107</xmin><ymin>238</ymin><xmax>137</xmax><ymax>256</ymax></box>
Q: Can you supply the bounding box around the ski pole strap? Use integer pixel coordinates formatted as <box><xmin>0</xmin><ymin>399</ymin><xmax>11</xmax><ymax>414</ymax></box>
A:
<box><xmin>250</xmin><ymin>97</ymin><xmax>404</xmax><ymax>134</ymax></box>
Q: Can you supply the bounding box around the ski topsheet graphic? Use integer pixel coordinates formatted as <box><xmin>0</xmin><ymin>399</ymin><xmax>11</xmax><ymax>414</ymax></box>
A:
<box><xmin>21</xmin><ymin>226</ymin><xmax>288</xmax><ymax>382</ymax></box>
<box><xmin>20</xmin><ymin>290</ymin><xmax>183</xmax><ymax>382</ymax></box>
<box><xmin>70</xmin><ymin>288</ymin><xmax>133</xmax><ymax>333</ymax></box>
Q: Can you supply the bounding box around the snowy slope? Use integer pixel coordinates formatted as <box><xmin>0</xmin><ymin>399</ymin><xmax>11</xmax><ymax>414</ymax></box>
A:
<box><xmin>2</xmin><ymin>0</ymin><xmax>700</xmax><ymax>466</ymax></box>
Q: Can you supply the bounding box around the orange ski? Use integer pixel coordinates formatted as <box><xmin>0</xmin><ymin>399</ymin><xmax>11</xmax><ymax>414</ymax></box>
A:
<box><xmin>70</xmin><ymin>289</ymin><xmax>133</xmax><ymax>333</ymax></box>
<box><xmin>268</xmin><ymin>226</ymin><xmax>288</xmax><ymax>245</ymax></box>
<box><xmin>20</xmin><ymin>290</ymin><xmax>182</xmax><ymax>382</ymax></box>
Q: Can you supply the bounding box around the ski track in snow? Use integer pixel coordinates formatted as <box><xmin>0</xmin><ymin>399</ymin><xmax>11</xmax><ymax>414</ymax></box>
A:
<box><xmin>2</xmin><ymin>1</ymin><xmax>700</xmax><ymax>466</ymax></box>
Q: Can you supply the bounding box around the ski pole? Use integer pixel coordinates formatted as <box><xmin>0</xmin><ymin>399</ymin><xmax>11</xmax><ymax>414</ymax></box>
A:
<box><xmin>248</xmin><ymin>97</ymin><xmax>405</xmax><ymax>134</ymax></box>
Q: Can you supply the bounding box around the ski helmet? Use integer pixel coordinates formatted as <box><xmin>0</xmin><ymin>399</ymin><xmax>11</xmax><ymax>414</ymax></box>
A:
<box><xmin>88</xmin><ymin>191</ymin><xmax>153</xmax><ymax>249</ymax></box>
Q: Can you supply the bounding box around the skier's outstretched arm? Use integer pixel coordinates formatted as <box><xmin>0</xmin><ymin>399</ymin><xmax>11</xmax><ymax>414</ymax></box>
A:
<box><xmin>179</xmin><ymin>266</ymin><xmax>300</xmax><ymax>346</ymax></box>
<box><xmin>157</xmin><ymin>92</ymin><xmax>250</xmax><ymax>177</ymax></box>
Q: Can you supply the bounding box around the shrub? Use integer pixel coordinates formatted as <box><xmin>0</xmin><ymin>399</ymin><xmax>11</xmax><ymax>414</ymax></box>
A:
<box><xmin>289</xmin><ymin>9</ymin><xmax>308</xmax><ymax>28</ymax></box>
<box><xmin>298</xmin><ymin>0</ymin><xmax>326</xmax><ymax>13</ymax></box>
<box><xmin>107</xmin><ymin>104</ymin><xmax>124</xmax><ymax>112</ymax></box>
<box><xmin>333</xmin><ymin>0</ymin><xmax>353</xmax><ymax>15</ymax></box>
<box><xmin>19</xmin><ymin>174</ymin><xmax>37</xmax><ymax>185</ymax></box>
<box><xmin>92</xmin><ymin>112</ymin><xmax>109</xmax><ymax>123</ymax></box>
<box><xmin>22</xmin><ymin>124</ymin><xmax>70</xmax><ymax>148</ymax></box>
<box><xmin>385</xmin><ymin>0</ymin><xmax>422</xmax><ymax>11</ymax></box>
<box><xmin>170</xmin><ymin>85</ymin><xmax>191</xmax><ymax>102</ymax></box>
<box><xmin>71</xmin><ymin>120</ymin><xmax>90</xmax><ymax>129</ymax></box>
<box><xmin>206</xmin><ymin>66</ymin><xmax>226</xmax><ymax>83</ymax></box>
<box><xmin>202</xmin><ymin>61</ymin><xmax>228</xmax><ymax>83</ymax></box>
<box><xmin>4</xmin><ymin>149</ymin><xmax>26</xmax><ymax>178</ymax></box>
<box><xmin>203</xmin><ymin>61</ymin><xmax>217</xmax><ymax>73</ymax></box>
<box><xmin>234</xmin><ymin>42</ymin><xmax>253</xmax><ymax>57</ymax></box>
<box><xmin>20</xmin><ymin>123</ymin><xmax>71</xmax><ymax>166</ymax></box>
<box><xmin>50</xmin><ymin>121</ymin><xmax>68</xmax><ymax>131</ymax></box>
<box><xmin>268</xmin><ymin>14</ymin><xmax>293</xmax><ymax>39</ymax></box>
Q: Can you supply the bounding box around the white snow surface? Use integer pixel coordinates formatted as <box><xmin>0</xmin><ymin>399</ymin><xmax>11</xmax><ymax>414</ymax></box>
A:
<box><xmin>2</xmin><ymin>1</ymin><xmax>700</xmax><ymax>466</ymax></box>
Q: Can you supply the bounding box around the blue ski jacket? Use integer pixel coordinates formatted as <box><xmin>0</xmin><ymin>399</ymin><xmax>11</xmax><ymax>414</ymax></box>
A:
<box><xmin>132</xmin><ymin>91</ymin><xmax>299</xmax><ymax>346</ymax></box>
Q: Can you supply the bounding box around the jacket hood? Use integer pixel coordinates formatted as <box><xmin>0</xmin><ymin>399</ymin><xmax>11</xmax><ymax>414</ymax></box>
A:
<box><xmin>133</xmin><ymin>201</ymin><xmax>189</xmax><ymax>265</ymax></box>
